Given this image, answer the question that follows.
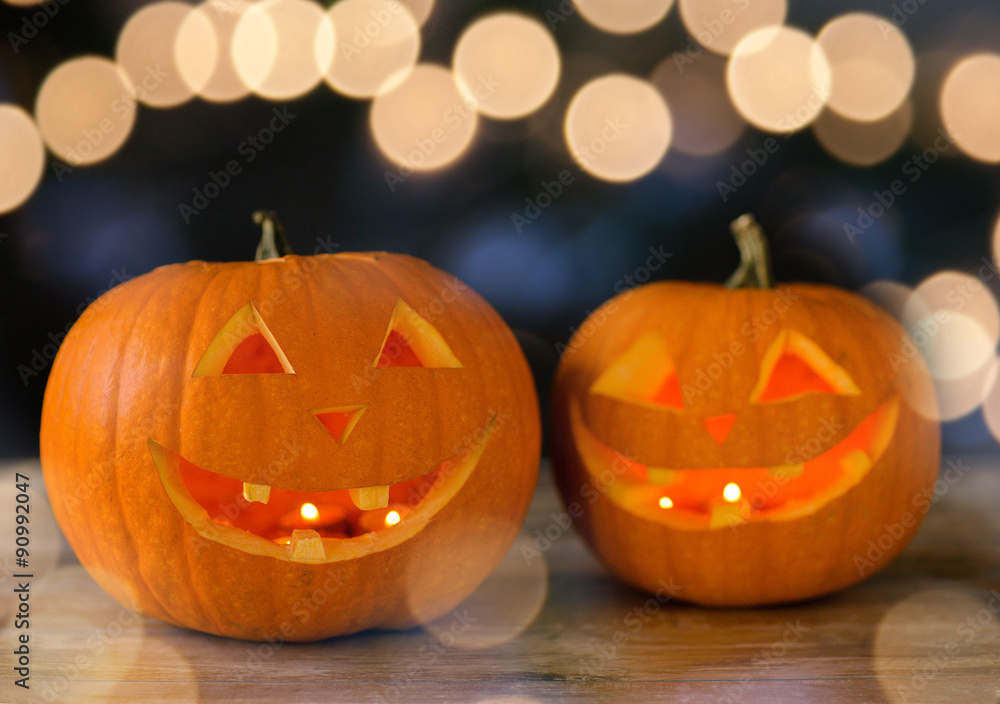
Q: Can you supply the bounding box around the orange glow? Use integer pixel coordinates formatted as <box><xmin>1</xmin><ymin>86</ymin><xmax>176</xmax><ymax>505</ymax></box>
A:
<box><xmin>300</xmin><ymin>503</ymin><xmax>319</xmax><ymax>520</ymax></box>
<box><xmin>35</xmin><ymin>56</ymin><xmax>137</xmax><ymax>166</ymax></box>
<box><xmin>816</xmin><ymin>13</ymin><xmax>915</xmax><ymax>122</ymax></box>
<box><xmin>940</xmin><ymin>53</ymin><xmax>1000</xmax><ymax>163</ymax></box>
<box><xmin>726</xmin><ymin>26</ymin><xmax>831</xmax><ymax>133</ymax></box>
<box><xmin>0</xmin><ymin>105</ymin><xmax>45</xmax><ymax>214</ymax></box>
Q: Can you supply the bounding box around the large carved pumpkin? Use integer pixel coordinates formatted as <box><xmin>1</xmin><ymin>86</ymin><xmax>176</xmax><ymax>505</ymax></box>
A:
<box><xmin>40</xmin><ymin>216</ymin><xmax>540</xmax><ymax>640</ymax></box>
<box><xmin>550</xmin><ymin>215</ymin><xmax>939</xmax><ymax>606</ymax></box>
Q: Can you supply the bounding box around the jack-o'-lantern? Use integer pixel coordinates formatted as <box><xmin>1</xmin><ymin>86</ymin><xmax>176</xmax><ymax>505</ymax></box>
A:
<box><xmin>40</xmin><ymin>214</ymin><xmax>540</xmax><ymax>640</ymax></box>
<box><xmin>550</xmin><ymin>215</ymin><xmax>939</xmax><ymax>606</ymax></box>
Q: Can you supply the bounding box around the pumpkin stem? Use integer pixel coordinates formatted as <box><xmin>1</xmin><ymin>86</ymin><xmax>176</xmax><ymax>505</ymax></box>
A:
<box><xmin>725</xmin><ymin>213</ymin><xmax>773</xmax><ymax>289</ymax></box>
<box><xmin>253</xmin><ymin>211</ymin><xmax>294</xmax><ymax>261</ymax></box>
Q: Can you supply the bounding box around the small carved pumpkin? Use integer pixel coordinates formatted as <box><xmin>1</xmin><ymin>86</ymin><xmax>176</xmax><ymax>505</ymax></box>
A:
<box><xmin>40</xmin><ymin>216</ymin><xmax>540</xmax><ymax>640</ymax></box>
<box><xmin>550</xmin><ymin>215</ymin><xmax>939</xmax><ymax>606</ymax></box>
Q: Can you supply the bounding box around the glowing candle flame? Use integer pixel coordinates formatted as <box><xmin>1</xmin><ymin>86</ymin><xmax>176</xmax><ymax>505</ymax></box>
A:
<box><xmin>723</xmin><ymin>483</ymin><xmax>741</xmax><ymax>503</ymax></box>
<box><xmin>385</xmin><ymin>510</ymin><xmax>401</xmax><ymax>526</ymax></box>
<box><xmin>658</xmin><ymin>496</ymin><xmax>674</xmax><ymax>509</ymax></box>
<box><xmin>300</xmin><ymin>502</ymin><xmax>319</xmax><ymax>520</ymax></box>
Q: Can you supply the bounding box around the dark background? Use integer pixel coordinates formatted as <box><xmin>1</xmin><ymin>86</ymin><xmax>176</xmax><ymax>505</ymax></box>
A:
<box><xmin>2</xmin><ymin>0</ymin><xmax>999</xmax><ymax>457</ymax></box>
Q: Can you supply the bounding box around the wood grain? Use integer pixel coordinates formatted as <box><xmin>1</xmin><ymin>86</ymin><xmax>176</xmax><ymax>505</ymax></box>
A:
<box><xmin>1</xmin><ymin>458</ymin><xmax>998</xmax><ymax>704</ymax></box>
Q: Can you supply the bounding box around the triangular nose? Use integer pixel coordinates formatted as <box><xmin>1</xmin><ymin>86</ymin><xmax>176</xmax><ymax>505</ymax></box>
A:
<box><xmin>704</xmin><ymin>414</ymin><xmax>737</xmax><ymax>445</ymax></box>
<box><xmin>313</xmin><ymin>405</ymin><xmax>368</xmax><ymax>444</ymax></box>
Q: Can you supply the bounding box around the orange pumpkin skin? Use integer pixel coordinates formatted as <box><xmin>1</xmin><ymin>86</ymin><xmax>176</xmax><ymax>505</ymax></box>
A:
<box><xmin>550</xmin><ymin>281</ymin><xmax>940</xmax><ymax>606</ymax></box>
<box><xmin>40</xmin><ymin>252</ymin><xmax>540</xmax><ymax>641</ymax></box>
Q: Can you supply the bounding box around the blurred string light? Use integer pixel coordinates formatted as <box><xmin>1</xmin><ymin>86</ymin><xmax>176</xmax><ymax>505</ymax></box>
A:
<box><xmin>574</xmin><ymin>0</ymin><xmax>675</xmax><ymax>35</ymax></box>
<box><xmin>1</xmin><ymin>0</ymin><xmax>43</xmax><ymax>4</ymax></box>
<box><xmin>650</xmin><ymin>52</ymin><xmax>744</xmax><ymax>156</ymax></box>
<box><xmin>0</xmin><ymin>106</ymin><xmax>45</xmax><ymax>215</ymax></box>
<box><xmin>678</xmin><ymin>0</ymin><xmax>787</xmax><ymax>56</ymax></box>
<box><xmin>231</xmin><ymin>0</ymin><xmax>334</xmax><ymax>101</ymax></box>
<box><xmin>816</xmin><ymin>13</ymin><xmax>914</xmax><ymax>122</ymax></box>
<box><xmin>726</xmin><ymin>26</ymin><xmax>831</xmax><ymax>133</ymax></box>
<box><xmin>940</xmin><ymin>53</ymin><xmax>1000</xmax><ymax>163</ymax></box>
<box><xmin>369</xmin><ymin>64</ymin><xmax>478</xmax><ymax>171</ymax></box>
<box><xmin>564</xmin><ymin>74</ymin><xmax>672</xmax><ymax>182</ymax></box>
<box><xmin>34</xmin><ymin>56</ymin><xmax>137</xmax><ymax>166</ymax></box>
<box><xmin>812</xmin><ymin>100</ymin><xmax>913</xmax><ymax>167</ymax></box>
<box><xmin>453</xmin><ymin>13</ymin><xmax>560</xmax><ymax>120</ymax></box>
<box><xmin>116</xmin><ymin>1</ymin><xmax>197</xmax><ymax>108</ymax></box>
<box><xmin>324</xmin><ymin>0</ymin><xmax>420</xmax><ymax>99</ymax></box>
<box><xmin>175</xmin><ymin>1</ymin><xmax>252</xmax><ymax>103</ymax></box>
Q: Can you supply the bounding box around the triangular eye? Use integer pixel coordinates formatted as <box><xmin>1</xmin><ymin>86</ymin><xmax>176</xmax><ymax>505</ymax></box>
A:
<box><xmin>193</xmin><ymin>302</ymin><xmax>294</xmax><ymax>376</ymax></box>
<box><xmin>751</xmin><ymin>329</ymin><xmax>859</xmax><ymax>403</ymax></box>
<box><xmin>590</xmin><ymin>329</ymin><xmax>683</xmax><ymax>410</ymax></box>
<box><xmin>373</xmin><ymin>299</ymin><xmax>463</xmax><ymax>369</ymax></box>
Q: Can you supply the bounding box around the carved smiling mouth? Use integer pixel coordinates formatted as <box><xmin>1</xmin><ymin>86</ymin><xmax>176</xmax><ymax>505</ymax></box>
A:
<box><xmin>569</xmin><ymin>398</ymin><xmax>899</xmax><ymax>529</ymax></box>
<box><xmin>148</xmin><ymin>419</ymin><xmax>493</xmax><ymax>563</ymax></box>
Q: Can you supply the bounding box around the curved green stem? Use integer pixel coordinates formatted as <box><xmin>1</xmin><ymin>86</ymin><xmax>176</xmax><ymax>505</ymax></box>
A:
<box><xmin>725</xmin><ymin>214</ymin><xmax>773</xmax><ymax>289</ymax></box>
<box><xmin>253</xmin><ymin>210</ymin><xmax>294</xmax><ymax>261</ymax></box>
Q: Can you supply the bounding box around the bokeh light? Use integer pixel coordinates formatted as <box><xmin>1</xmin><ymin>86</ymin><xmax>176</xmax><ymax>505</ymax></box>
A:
<box><xmin>678</xmin><ymin>0</ymin><xmax>787</xmax><ymax>56</ymax></box>
<box><xmin>453</xmin><ymin>13</ymin><xmax>560</xmax><ymax>120</ymax></box>
<box><xmin>726</xmin><ymin>26</ymin><xmax>831</xmax><ymax>133</ymax></box>
<box><xmin>370</xmin><ymin>64</ymin><xmax>478</xmax><ymax>171</ymax></box>
<box><xmin>0</xmin><ymin>105</ymin><xmax>45</xmax><ymax>215</ymax></box>
<box><xmin>816</xmin><ymin>13</ymin><xmax>915</xmax><ymax>122</ymax></box>
<box><xmin>650</xmin><ymin>52</ymin><xmax>744</xmax><ymax>156</ymax></box>
<box><xmin>574</xmin><ymin>0</ymin><xmax>675</xmax><ymax>35</ymax></box>
<box><xmin>325</xmin><ymin>0</ymin><xmax>420</xmax><ymax>99</ymax></box>
<box><xmin>116</xmin><ymin>1</ymin><xmax>197</xmax><ymax>108</ymax></box>
<box><xmin>861</xmin><ymin>280</ymin><xmax>914</xmax><ymax>320</ymax></box>
<box><xmin>813</xmin><ymin>100</ymin><xmax>913</xmax><ymax>167</ymax></box>
<box><xmin>906</xmin><ymin>271</ymin><xmax>1000</xmax><ymax>364</ymax></box>
<box><xmin>2</xmin><ymin>0</ymin><xmax>44</xmax><ymax>5</ymax></box>
<box><xmin>35</xmin><ymin>56</ymin><xmax>137</xmax><ymax>166</ymax></box>
<box><xmin>940</xmin><ymin>53</ymin><xmax>1000</xmax><ymax>163</ymax></box>
<box><xmin>565</xmin><ymin>74</ymin><xmax>672</xmax><ymax>182</ymax></box>
<box><xmin>175</xmin><ymin>1</ymin><xmax>252</xmax><ymax>102</ymax></box>
<box><xmin>231</xmin><ymin>0</ymin><xmax>334</xmax><ymax>101</ymax></box>
<box><xmin>398</xmin><ymin>0</ymin><xmax>434</xmax><ymax>26</ymax></box>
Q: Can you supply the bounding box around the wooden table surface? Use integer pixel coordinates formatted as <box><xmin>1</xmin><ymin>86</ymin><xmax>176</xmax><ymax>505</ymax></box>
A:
<box><xmin>1</xmin><ymin>457</ymin><xmax>998</xmax><ymax>704</ymax></box>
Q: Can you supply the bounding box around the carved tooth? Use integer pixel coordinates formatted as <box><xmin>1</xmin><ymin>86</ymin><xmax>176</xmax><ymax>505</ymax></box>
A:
<box><xmin>646</xmin><ymin>468</ymin><xmax>679</xmax><ymax>485</ymax></box>
<box><xmin>709</xmin><ymin>502</ymin><xmax>745</xmax><ymax>530</ymax></box>
<box><xmin>290</xmin><ymin>529</ymin><xmax>326</xmax><ymax>562</ymax></box>
<box><xmin>840</xmin><ymin>450</ymin><xmax>872</xmax><ymax>480</ymax></box>
<box><xmin>242</xmin><ymin>482</ymin><xmax>271</xmax><ymax>504</ymax></box>
<box><xmin>349</xmin><ymin>486</ymin><xmax>390</xmax><ymax>510</ymax></box>
<box><xmin>768</xmin><ymin>463</ymin><xmax>804</xmax><ymax>481</ymax></box>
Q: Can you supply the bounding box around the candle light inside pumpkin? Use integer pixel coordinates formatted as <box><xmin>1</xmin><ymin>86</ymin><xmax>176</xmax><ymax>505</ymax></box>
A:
<box><xmin>275</xmin><ymin>502</ymin><xmax>349</xmax><ymax>539</ymax></box>
<box><xmin>723</xmin><ymin>483</ymin><xmax>741</xmax><ymax>502</ymax></box>
<box><xmin>658</xmin><ymin>496</ymin><xmax>674</xmax><ymax>509</ymax></box>
<box><xmin>357</xmin><ymin>504</ymin><xmax>411</xmax><ymax>534</ymax></box>
<box><xmin>710</xmin><ymin>483</ymin><xmax>746</xmax><ymax>528</ymax></box>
